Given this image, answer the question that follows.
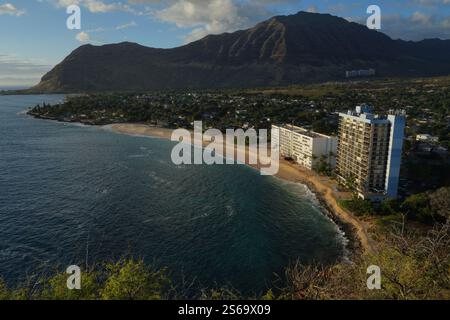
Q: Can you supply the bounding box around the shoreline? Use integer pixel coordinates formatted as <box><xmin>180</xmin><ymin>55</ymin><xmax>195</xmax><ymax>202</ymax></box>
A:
<box><xmin>107</xmin><ymin>123</ymin><xmax>374</xmax><ymax>256</ymax></box>
<box><xmin>25</xmin><ymin>112</ymin><xmax>373</xmax><ymax>256</ymax></box>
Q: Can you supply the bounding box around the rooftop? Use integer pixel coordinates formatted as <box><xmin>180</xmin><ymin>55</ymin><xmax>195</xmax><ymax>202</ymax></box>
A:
<box><xmin>274</xmin><ymin>124</ymin><xmax>333</xmax><ymax>139</ymax></box>
<box><xmin>339</xmin><ymin>105</ymin><xmax>406</xmax><ymax>124</ymax></box>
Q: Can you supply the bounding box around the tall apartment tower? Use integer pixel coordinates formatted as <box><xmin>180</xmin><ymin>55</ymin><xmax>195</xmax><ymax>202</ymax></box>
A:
<box><xmin>336</xmin><ymin>106</ymin><xmax>406</xmax><ymax>200</ymax></box>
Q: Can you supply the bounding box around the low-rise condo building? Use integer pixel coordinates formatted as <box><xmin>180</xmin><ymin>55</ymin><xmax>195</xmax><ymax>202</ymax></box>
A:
<box><xmin>336</xmin><ymin>106</ymin><xmax>406</xmax><ymax>200</ymax></box>
<box><xmin>272</xmin><ymin>124</ymin><xmax>337</xmax><ymax>170</ymax></box>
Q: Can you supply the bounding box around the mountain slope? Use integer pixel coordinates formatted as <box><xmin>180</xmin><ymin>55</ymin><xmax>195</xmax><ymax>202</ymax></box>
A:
<box><xmin>31</xmin><ymin>11</ymin><xmax>450</xmax><ymax>92</ymax></box>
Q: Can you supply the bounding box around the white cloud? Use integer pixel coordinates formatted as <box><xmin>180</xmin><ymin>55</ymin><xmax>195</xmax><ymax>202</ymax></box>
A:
<box><xmin>76</xmin><ymin>31</ymin><xmax>91</xmax><ymax>41</ymax></box>
<box><xmin>116</xmin><ymin>20</ymin><xmax>137</xmax><ymax>29</ymax></box>
<box><xmin>0</xmin><ymin>54</ymin><xmax>52</xmax><ymax>86</ymax></box>
<box><xmin>149</xmin><ymin>0</ymin><xmax>301</xmax><ymax>43</ymax></box>
<box><xmin>85</xmin><ymin>26</ymin><xmax>107</xmax><ymax>32</ymax></box>
<box><xmin>0</xmin><ymin>3</ymin><xmax>25</xmax><ymax>16</ymax></box>
<box><xmin>413</xmin><ymin>0</ymin><xmax>450</xmax><ymax>7</ymax></box>
<box><xmin>306</xmin><ymin>5</ymin><xmax>317</xmax><ymax>13</ymax></box>
<box><xmin>46</xmin><ymin>0</ymin><xmax>137</xmax><ymax>13</ymax></box>
<box><xmin>349</xmin><ymin>12</ymin><xmax>450</xmax><ymax>40</ymax></box>
<box><xmin>442</xmin><ymin>17</ymin><xmax>450</xmax><ymax>28</ymax></box>
<box><xmin>156</xmin><ymin>0</ymin><xmax>248</xmax><ymax>42</ymax></box>
<box><xmin>412</xmin><ymin>11</ymin><xmax>432</xmax><ymax>25</ymax></box>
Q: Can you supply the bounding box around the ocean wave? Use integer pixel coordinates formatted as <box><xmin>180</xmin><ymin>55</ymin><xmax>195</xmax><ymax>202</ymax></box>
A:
<box><xmin>100</xmin><ymin>188</ymin><xmax>109</xmax><ymax>195</ymax></box>
<box><xmin>63</xmin><ymin>122</ymin><xmax>91</xmax><ymax>128</ymax></box>
<box><xmin>128</xmin><ymin>154</ymin><xmax>149</xmax><ymax>158</ymax></box>
<box><xmin>272</xmin><ymin>177</ymin><xmax>317</xmax><ymax>200</ymax></box>
<box><xmin>16</xmin><ymin>109</ymin><xmax>29</xmax><ymax>116</ymax></box>
<box><xmin>100</xmin><ymin>124</ymin><xmax>114</xmax><ymax>131</ymax></box>
<box><xmin>225</xmin><ymin>205</ymin><xmax>235</xmax><ymax>218</ymax></box>
<box><xmin>101</xmin><ymin>125</ymin><xmax>162</xmax><ymax>140</ymax></box>
<box><xmin>189</xmin><ymin>212</ymin><xmax>211</xmax><ymax>222</ymax></box>
<box><xmin>272</xmin><ymin>177</ymin><xmax>351</xmax><ymax>261</ymax></box>
<box><xmin>147</xmin><ymin>170</ymin><xmax>173</xmax><ymax>187</ymax></box>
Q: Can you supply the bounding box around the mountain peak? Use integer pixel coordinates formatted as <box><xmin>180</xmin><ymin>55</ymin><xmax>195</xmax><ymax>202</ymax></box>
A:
<box><xmin>31</xmin><ymin>12</ymin><xmax>450</xmax><ymax>93</ymax></box>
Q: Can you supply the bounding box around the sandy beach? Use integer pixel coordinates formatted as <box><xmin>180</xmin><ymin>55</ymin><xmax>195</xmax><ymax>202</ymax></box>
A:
<box><xmin>108</xmin><ymin>123</ymin><xmax>374</xmax><ymax>254</ymax></box>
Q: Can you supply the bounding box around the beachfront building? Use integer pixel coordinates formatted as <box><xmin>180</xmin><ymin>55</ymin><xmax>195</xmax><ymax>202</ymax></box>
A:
<box><xmin>272</xmin><ymin>124</ymin><xmax>337</xmax><ymax>170</ymax></box>
<box><xmin>336</xmin><ymin>105</ymin><xmax>406</xmax><ymax>200</ymax></box>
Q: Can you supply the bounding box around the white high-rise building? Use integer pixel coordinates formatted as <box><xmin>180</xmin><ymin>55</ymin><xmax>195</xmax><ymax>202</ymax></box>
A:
<box><xmin>336</xmin><ymin>106</ymin><xmax>406</xmax><ymax>200</ymax></box>
<box><xmin>272</xmin><ymin>124</ymin><xmax>337</xmax><ymax>170</ymax></box>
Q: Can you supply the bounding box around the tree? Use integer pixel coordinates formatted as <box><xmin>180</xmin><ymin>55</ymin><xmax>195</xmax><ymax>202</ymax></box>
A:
<box><xmin>0</xmin><ymin>279</ymin><xmax>9</xmax><ymax>300</ymax></box>
<box><xmin>343</xmin><ymin>173</ymin><xmax>358</xmax><ymax>197</ymax></box>
<box><xmin>401</xmin><ymin>193</ymin><xmax>432</xmax><ymax>225</ymax></box>
<box><xmin>313</xmin><ymin>155</ymin><xmax>332</xmax><ymax>176</ymax></box>
<box><xmin>40</xmin><ymin>271</ymin><xmax>100</xmax><ymax>300</ymax></box>
<box><xmin>379</xmin><ymin>199</ymin><xmax>401</xmax><ymax>216</ymax></box>
<box><xmin>101</xmin><ymin>259</ymin><xmax>171</xmax><ymax>300</ymax></box>
<box><xmin>428</xmin><ymin>187</ymin><xmax>450</xmax><ymax>221</ymax></box>
<box><xmin>339</xmin><ymin>198</ymin><xmax>374</xmax><ymax>216</ymax></box>
<box><xmin>200</xmin><ymin>288</ymin><xmax>241</xmax><ymax>300</ymax></box>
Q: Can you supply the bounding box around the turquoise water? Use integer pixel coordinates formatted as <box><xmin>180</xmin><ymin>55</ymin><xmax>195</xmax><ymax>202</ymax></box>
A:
<box><xmin>0</xmin><ymin>95</ymin><xmax>346</xmax><ymax>295</ymax></box>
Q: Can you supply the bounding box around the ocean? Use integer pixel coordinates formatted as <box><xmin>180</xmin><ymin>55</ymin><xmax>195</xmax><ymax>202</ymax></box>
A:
<box><xmin>0</xmin><ymin>95</ymin><xmax>346</xmax><ymax>296</ymax></box>
<box><xmin>0</xmin><ymin>86</ymin><xmax>29</xmax><ymax>91</ymax></box>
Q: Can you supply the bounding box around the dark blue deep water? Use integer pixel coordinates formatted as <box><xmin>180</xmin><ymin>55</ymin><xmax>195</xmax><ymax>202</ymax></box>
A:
<box><xmin>0</xmin><ymin>95</ymin><xmax>346</xmax><ymax>295</ymax></box>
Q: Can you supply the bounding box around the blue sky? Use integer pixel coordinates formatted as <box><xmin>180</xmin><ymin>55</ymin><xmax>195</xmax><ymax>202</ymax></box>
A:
<box><xmin>1</xmin><ymin>0</ymin><xmax>450</xmax><ymax>86</ymax></box>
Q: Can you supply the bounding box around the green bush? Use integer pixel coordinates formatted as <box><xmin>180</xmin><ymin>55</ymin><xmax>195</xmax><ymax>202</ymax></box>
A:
<box><xmin>339</xmin><ymin>199</ymin><xmax>375</xmax><ymax>216</ymax></box>
<box><xmin>40</xmin><ymin>271</ymin><xmax>100</xmax><ymax>300</ymax></box>
<box><xmin>101</xmin><ymin>259</ymin><xmax>171</xmax><ymax>300</ymax></box>
<box><xmin>0</xmin><ymin>259</ymin><xmax>172</xmax><ymax>301</ymax></box>
<box><xmin>0</xmin><ymin>279</ymin><xmax>9</xmax><ymax>300</ymax></box>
